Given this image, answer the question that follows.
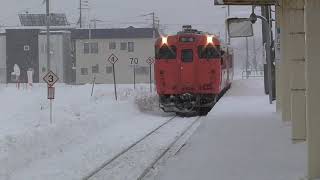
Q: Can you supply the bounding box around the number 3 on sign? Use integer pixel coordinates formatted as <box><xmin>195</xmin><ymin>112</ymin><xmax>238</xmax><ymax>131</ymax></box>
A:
<box><xmin>43</xmin><ymin>71</ymin><xmax>59</xmax><ymax>87</ymax></box>
<box><xmin>48</xmin><ymin>75</ymin><xmax>54</xmax><ymax>83</ymax></box>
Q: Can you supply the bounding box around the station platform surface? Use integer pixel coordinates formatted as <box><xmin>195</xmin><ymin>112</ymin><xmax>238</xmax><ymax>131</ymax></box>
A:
<box><xmin>153</xmin><ymin>79</ymin><xmax>307</xmax><ymax>180</ymax></box>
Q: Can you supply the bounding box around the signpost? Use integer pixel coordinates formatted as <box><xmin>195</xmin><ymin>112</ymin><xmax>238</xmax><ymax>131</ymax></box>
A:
<box><xmin>108</xmin><ymin>54</ymin><xmax>118</xmax><ymax>100</ymax></box>
<box><xmin>130</xmin><ymin>57</ymin><xmax>139</xmax><ymax>89</ymax></box>
<box><xmin>146</xmin><ymin>57</ymin><xmax>155</xmax><ymax>92</ymax></box>
<box><xmin>91</xmin><ymin>75</ymin><xmax>96</xmax><ymax>97</ymax></box>
<box><xmin>43</xmin><ymin>70</ymin><xmax>59</xmax><ymax>124</ymax></box>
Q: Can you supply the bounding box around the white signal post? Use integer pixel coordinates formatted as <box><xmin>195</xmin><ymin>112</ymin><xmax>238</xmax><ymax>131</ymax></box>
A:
<box><xmin>43</xmin><ymin>71</ymin><xmax>59</xmax><ymax>124</ymax></box>
<box><xmin>146</xmin><ymin>57</ymin><xmax>155</xmax><ymax>92</ymax></box>
<box><xmin>108</xmin><ymin>54</ymin><xmax>119</xmax><ymax>100</ymax></box>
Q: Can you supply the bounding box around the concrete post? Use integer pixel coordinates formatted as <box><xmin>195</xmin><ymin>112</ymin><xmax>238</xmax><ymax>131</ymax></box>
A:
<box><xmin>275</xmin><ymin>4</ymin><xmax>281</xmax><ymax>113</ymax></box>
<box><xmin>286</xmin><ymin>0</ymin><xmax>306</xmax><ymax>142</ymax></box>
<box><xmin>305</xmin><ymin>0</ymin><xmax>320</xmax><ymax>178</ymax></box>
<box><xmin>280</xmin><ymin>0</ymin><xmax>291</xmax><ymax>122</ymax></box>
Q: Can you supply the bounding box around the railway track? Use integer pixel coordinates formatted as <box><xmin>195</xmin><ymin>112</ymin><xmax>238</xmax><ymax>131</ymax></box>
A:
<box><xmin>83</xmin><ymin>115</ymin><xmax>201</xmax><ymax>180</ymax></box>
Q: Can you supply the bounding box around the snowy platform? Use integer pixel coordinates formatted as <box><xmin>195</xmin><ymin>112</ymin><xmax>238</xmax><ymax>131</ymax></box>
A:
<box><xmin>146</xmin><ymin>79</ymin><xmax>307</xmax><ymax>180</ymax></box>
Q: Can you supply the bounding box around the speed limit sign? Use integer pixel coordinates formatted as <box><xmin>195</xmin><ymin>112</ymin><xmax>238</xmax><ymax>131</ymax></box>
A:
<box><xmin>43</xmin><ymin>71</ymin><xmax>59</xmax><ymax>87</ymax></box>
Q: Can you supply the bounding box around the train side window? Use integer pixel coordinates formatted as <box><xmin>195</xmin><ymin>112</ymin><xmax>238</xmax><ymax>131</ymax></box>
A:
<box><xmin>181</xmin><ymin>49</ymin><xmax>193</xmax><ymax>62</ymax></box>
<box><xmin>198</xmin><ymin>45</ymin><xmax>221</xmax><ymax>59</ymax></box>
<box><xmin>155</xmin><ymin>45</ymin><xmax>177</xmax><ymax>60</ymax></box>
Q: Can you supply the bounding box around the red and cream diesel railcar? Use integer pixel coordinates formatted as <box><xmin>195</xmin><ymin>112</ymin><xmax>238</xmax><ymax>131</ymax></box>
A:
<box><xmin>155</xmin><ymin>26</ymin><xmax>233</xmax><ymax>116</ymax></box>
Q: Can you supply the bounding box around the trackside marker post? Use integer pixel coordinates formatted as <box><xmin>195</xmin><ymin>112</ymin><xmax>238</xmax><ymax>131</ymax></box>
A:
<box><xmin>130</xmin><ymin>58</ymin><xmax>139</xmax><ymax>89</ymax></box>
<box><xmin>146</xmin><ymin>57</ymin><xmax>155</xmax><ymax>92</ymax></box>
<box><xmin>91</xmin><ymin>75</ymin><xmax>96</xmax><ymax>97</ymax></box>
<box><xmin>43</xmin><ymin>70</ymin><xmax>59</xmax><ymax>124</ymax></box>
<box><xmin>108</xmin><ymin>54</ymin><xmax>119</xmax><ymax>101</ymax></box>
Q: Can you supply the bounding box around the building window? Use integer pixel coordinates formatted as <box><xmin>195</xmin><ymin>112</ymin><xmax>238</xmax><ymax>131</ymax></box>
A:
<box><xmin>84</xmin><ymin>43</ymin><xmax>90</xmax><ymax>54</ymax></box>
<box><xmin>92</xmin><ymin>64</ymin><xmax>99</xmax><ymax>73</ymax></box>
<box><xmin>24</xmin><ymin>45</ymin><xmax>30</xmax><ymax>51</ymax></box>
<box><xmin>106</xmin><ymin>66</ymin><xmax>113</xmax><ymax>74</ymax></box>
<box><xmin>120</xmin><ymin>42</ymin><xmax>127</xmax><ymax>50</ymax></box>
<box><xmin>128</xmin><ymin>42</ymin><xmax>134</xmax><ymax>52</ymax></box>
<box><xmin>136</xmin><ymin>66</ymin><xmax>149</xmax><ymax>75</ymax></box>
<box><xmin>90</xmin><ymin>42</ymin><xmax>99</xmax><ymax>54</ymax></box>
<box><xmin>84</xmin><ymin>42</ymin><xmax>99</xmax><ymax>54</ymax></box>
<box><xmin>81</xmin><ymin>68</ymin><xmax>88</xmax><ymax>75</ymax></box>
<box><xmin>109</xmin><ymin>42</ymin><xmax>116</xmax><ymax>50</ymax></box>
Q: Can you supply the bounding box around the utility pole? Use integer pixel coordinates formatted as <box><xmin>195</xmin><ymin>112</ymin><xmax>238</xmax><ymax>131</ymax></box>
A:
<box><xmin>223</xmin><ymin>5</ymin><xmax>231</xmax><ymax>44</ymax></box>
<box><xmin>246</xmin><ymin>37</ymin><xmax>249</xmax><ymax>79</ymax></box>
<box><xmin>91</xmin><ymin>19</ymin><xmax>102</xmax><ymax>29</ymax></box>
<box><xmin>250</xmin><ymin>8</ymin><xmax>273</xmax><ymax>104</ymax></box>
<box><xmin>227</xmin><ymin>5</ymin><xmax>230</xmax><ymax>44</ymax></box>
<box><xmin>141</xmin><ymin>12</ymin><xmax>159</xmax><ymax>38</ymax></box>
<box><xmin>152</xmin><ymin>12</ymin><xmax>156</xmax><ymax>38</ymax></box>
<box><xmin>252</xmin><ymin>36</ymin><xmax>258</xmax><ymax>73</ymax></box>
<box><xmin>79</xmin><ymin>0</ymin><xmax>89</xmax><ymax>28</ymax></box>
<box><xmin>46</xmin><ymin>0</ymin><xmax>50</xmax><ymax>71</ymax></box>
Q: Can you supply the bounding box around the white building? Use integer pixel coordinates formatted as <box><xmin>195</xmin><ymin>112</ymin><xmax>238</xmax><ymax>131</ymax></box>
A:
<box><xmin>0</xmin><ymin>33</ymin><xmax>6</xmax><ymax>83</ymax></box>
<box><xmin>38</xmin><ymin>31</ymin><xmax>73</xmax><ymax>83</ymax></box>
<box><xmin>72</xmin><ymin>27</ymin><xmax>157</xmax><ymax>84</ymax></box>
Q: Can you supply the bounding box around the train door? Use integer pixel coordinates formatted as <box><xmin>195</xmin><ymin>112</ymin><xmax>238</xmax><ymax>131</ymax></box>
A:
<box><xmin>179</xmin><ymin>48</ymin><xmax>196</xmax><ymax>92</ymax></box>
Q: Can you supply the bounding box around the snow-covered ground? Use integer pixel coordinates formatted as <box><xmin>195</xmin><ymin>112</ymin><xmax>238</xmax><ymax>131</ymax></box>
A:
<box><xmin>0</xmin><ymin>83</ymin><xmax>186</xmax><ymax>180</ymax></box>
<box><xmin>146</xmin><ymin>79</ymin><xmax>308</xmax><ymax>180</ymax></box>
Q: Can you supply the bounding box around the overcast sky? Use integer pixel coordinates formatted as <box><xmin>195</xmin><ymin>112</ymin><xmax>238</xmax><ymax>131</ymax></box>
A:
<box><xmin>0</xmin><ymin>0</ymin><xmax>255</xmax><ymax>34</ymax></box>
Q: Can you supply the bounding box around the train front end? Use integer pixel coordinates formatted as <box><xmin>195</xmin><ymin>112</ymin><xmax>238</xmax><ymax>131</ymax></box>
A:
<box><xmin>154</xmin><ymin>26</ymin><xmax>225</xmax><ymax>116</ymax></box>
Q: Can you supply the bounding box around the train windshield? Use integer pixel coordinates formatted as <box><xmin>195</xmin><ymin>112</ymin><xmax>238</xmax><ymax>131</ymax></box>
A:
<box><xmin>198</xmin><ymin>45</ymin><xmax>221</xmax><ymax>59</ymax></box>
<box><xmin>156</xmin><ymin>45</ymin><xmax>177</xmax><ymax>60</ymax></box>
<box><xmin>181</xmin><ymin>49</ymin><xmax>193</xmax><ymax>62</ymax></box>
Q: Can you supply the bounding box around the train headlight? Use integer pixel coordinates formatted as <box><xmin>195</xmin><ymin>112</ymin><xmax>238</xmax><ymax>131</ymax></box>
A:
<box><xmin>162</xmin><ymin>36</ymin><xmax>168</xmax><ymax>45</ymax></box>
<box><xmin>207</xmin><ymin>36</ymin><xmax>213</xmax><ymax>44</ymax></box>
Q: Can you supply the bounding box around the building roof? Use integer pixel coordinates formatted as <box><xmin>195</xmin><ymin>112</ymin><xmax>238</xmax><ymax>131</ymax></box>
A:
<box><xmin>71</xmin><ymin>27</ymin><xmax>159</xmax><ymax>40</ymax></box>
<box><xmin>39</xmin><ymin>30</ymin><xmax>71</xmax><ymax>35</ymax></box>
<box><xmin>0</xmin><ymin>26</ymin><xmax>159</xmax><ymax>39</ymax></box>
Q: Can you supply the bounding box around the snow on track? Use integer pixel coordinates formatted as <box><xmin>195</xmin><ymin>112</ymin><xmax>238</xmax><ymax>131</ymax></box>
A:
<box><xmin>87</xmin><ymin>116</ymin><xmax>199</xmax><ymax>180</ymax></box>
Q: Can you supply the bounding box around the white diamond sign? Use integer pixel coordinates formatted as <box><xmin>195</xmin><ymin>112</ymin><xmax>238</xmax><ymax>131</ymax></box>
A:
<box><xmin>43</xmin><ymin>70</ymin><xmax>59</xmax><ymax>87</ymax></box>
<box><xmin>146</xmin><ymin>57</ymin><xmax>155</xmax><ymax>65</ymax></box>
<box><xmin>108</xmin><ymin>53</ymin><xmax>119</xmax><ymax>64</ymax></box>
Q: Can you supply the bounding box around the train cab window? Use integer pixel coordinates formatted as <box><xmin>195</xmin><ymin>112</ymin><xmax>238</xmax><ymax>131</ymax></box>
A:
<box><xmin>181</xmin><ymin>49</ymin><xmax>193</xmax><ymax>62</ymax></box>
<box><xmin>198</xmin><ymin>45</ymin><xmax>221</xmax><ymax>59</ymax></box>
<box><xmin>155</xmin><ymin>45</ymin><xmax>177</xmax><ymax>60</ymax></box>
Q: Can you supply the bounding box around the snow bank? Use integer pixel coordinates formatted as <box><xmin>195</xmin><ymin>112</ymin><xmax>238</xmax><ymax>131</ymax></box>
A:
<box><xmin>0</xmin><ymin>83</ymin><xmax>172</xmax><ymax>180</ymax></box>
